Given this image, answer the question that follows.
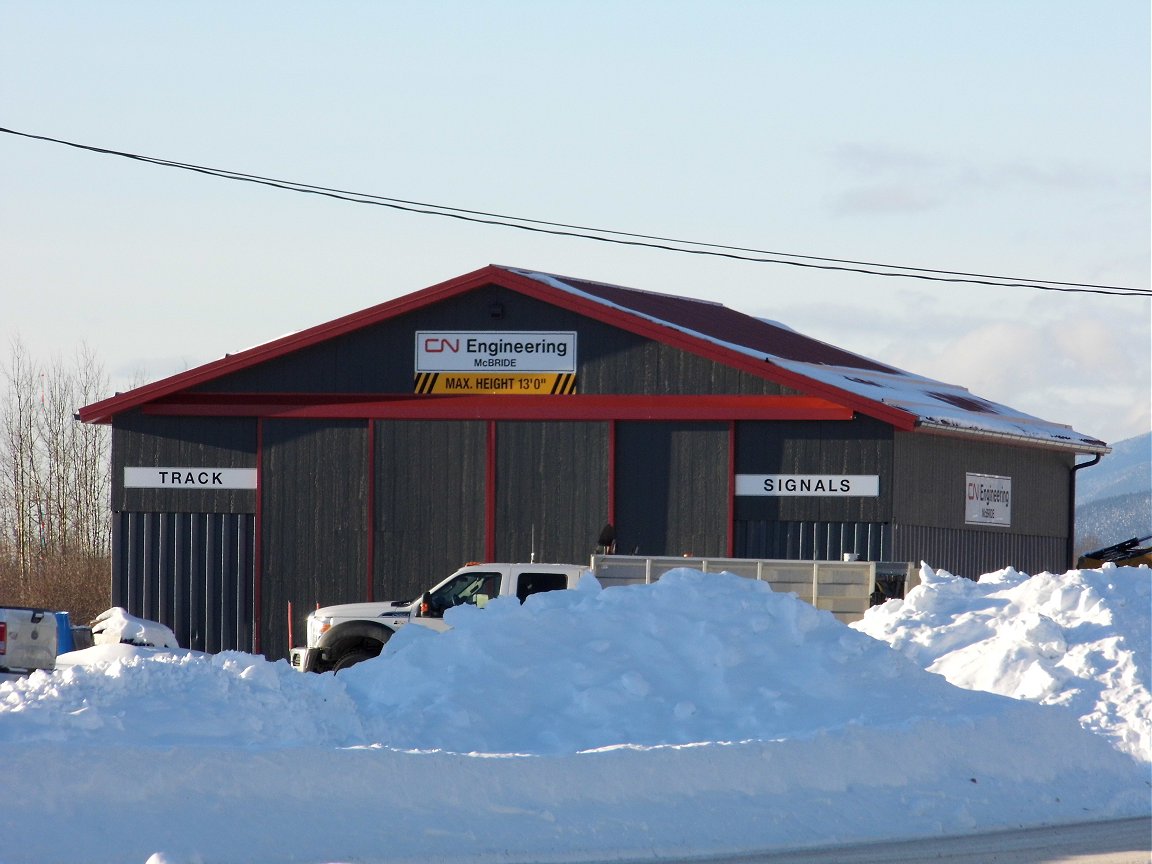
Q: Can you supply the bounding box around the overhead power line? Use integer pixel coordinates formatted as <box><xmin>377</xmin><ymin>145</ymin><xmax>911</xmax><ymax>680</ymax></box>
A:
<box><xmin>2</xmin><ymin>126</ymin><xmax>1148</xmax><ymax>298</ymax></box>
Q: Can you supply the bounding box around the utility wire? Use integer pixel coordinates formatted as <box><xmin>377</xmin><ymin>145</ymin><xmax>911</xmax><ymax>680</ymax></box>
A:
<box><xmin>3</xmin><ymin>126</ymin><xmax>1148</xmax><ymax>298</ymax></box>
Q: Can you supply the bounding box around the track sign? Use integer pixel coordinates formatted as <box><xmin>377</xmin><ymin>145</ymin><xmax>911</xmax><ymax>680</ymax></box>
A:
<box><xmin>125</xmin><ymin>467</ymin><xmax>258</xmax><ymax>489</ymax></box>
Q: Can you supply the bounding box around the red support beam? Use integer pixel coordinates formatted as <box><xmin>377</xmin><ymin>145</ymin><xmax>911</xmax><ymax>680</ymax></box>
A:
<box><xmin>485</xmin><ymin>421</ymin><xmax>497</xmax><ymax>562</ymax></box>
<box><xmin>365</xmin><ymin>419</ymin><xmax>375</xmax><ymax>603</ymax></box>
<box><xmin>142</xmin><ymin>393</ymin><xmax>858</xmax><ymax>422</ymax></box>
<box><xmin>607</xmin><ymin>420</ymin><xmax>617</xmax><ymax>529</ymax></box>
<box><xmin>727</xmin><ymin>420</ymin><xmax>736</xmax><ymax>558</ymax></box>
<box><xmin>253</xmin><ymin>418</ymin><xmax>263</xmax><ymax>655</ymax></box>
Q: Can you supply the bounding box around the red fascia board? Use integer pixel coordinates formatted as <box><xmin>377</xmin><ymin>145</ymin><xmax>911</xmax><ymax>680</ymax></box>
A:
<box><xmin>77</xmin><ymin>265</ymin><xmax>513</xmax><ymax>424</ymax></box>
<box><xmin>142</xmin><ymin>393</ymin><xmax>855</xmax><ymax>422</ymax></box>
<box><xmin>78</xmin><ymin>264</ymin><xmax>914</xmax><ymax>430</ymax></box>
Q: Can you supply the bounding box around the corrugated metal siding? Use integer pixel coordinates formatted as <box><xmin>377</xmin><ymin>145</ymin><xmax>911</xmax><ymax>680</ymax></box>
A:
<box><xmin>733</xmin><ymin>419</ymin><xmax>894</xmax><ymax>524</ymax></box>
<box><xmin>113</xmin><ymin>511</ymin><xmax>254</xmax><ymax>653</ymax></box>
<box><xmin>199</xmin><ymin>286</ymin><xmax>793</xmax><ymax>398</ymax></box>
<box><xmin>373</xmin><ymin>420</ymin><xmax>487</xmax><ymax>602</ymax></box>
<box><xmin>579</xmin><ymin>332</ymin><xmax>793</xmax><ymax>396</ymax></box>
<box><xmin>734</xmin><ymin>519</ymin><xmax>892</xmax><ymax>561</ymax></box>
<box><xmin>893</xmin><ymin>523</ymin><xmax>1068</xmax><ymax>578</ymax></box>
<box><xmin>615</xmin><ymin>422</ymin><xmax>729</xmax><ymax>557</ymax></box>
<box><xmin>730</xmin><ymin>419</ymin><xmax>894</xmax><ymax>563</ymax></box>
<box><xmin>892</xmin><ymin>431</ymin><xmax>1072</xmax><ymax>535</ymax></box>
<box><xmin>494</xmin><ymin>421</ymin><xmax>610</xmax><ymax>563</ymax></box>
<box><xmin>112</xmin><ymin>413</ymin><xmax>257</xmax><ymax>513</ymax></box>
<box><xmin>889</xmin><ymin>430</ymin><xmax>1073</xmax><ymax>576</ymax></box>
<box><xmin>261</xmin><ymin>419</ymin><xmax>367</xmax><ymax>661</ymax></box>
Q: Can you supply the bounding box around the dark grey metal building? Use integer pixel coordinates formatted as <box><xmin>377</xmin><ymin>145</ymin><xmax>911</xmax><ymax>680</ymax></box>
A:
<box><xmin>80</xmin><ymin>265</ymin><xmax>1109</xmax><ymax>659</ymax></box>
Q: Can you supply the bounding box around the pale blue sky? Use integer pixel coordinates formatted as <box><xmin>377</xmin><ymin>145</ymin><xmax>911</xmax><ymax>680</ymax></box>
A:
<box><xmin>2</xmin><ymin>1</ymin><xmax>1148</xmax><ymax>442</ymax></box>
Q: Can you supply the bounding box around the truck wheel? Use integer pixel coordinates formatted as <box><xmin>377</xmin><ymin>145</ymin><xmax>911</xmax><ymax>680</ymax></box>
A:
<box><xmin>331</xmin><ymin>648</ymin><xmax>375</xmax><ymax>672</ymax></box>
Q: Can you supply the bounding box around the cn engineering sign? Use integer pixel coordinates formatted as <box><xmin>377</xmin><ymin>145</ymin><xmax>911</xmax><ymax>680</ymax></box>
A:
<box><xmin>415</xmin><ymin>331</ymin><xmax>577</xmax><ymax>395</ymax></box>
<box><xmin>965</xmin><ymin>473</ymin><xmax>1012</xmax><ymax>527</ymax></box>
<box><xmin>416</xmin><ymin>331</ymin><xmax>576</xmax><ymax>371</ymax></box>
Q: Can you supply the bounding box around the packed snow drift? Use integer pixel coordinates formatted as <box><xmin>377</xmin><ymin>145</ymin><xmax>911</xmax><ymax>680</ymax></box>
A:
<box><xmin>853</xmin><ymin>562</ymin><xmax>1152</xmax><ymax>762</ymax></box>
<box><xmin>2</xmin><ymin>566</ymin><xmax>1149</xmax><ymax>864</ymax></box>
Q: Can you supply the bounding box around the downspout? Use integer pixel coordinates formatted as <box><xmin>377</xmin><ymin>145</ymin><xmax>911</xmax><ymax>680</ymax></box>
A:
<box><xmin>1069</xmin><ymin>453</ymin><xmax>1102</xmax><ymax>567</ymax></box>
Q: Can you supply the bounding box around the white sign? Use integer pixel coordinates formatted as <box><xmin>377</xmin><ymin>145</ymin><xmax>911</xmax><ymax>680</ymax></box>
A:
<box><xmin>416</xmin><ymin>331</ymin><xmax>577</xmax><ymax>372</ymax></box>
<box><xmin>125</xmin><ymin>468</ymin><xmax>258</xmax><ymax>489</ymax></box>
<box><xmin>965</xmin><ymin>473</ymin><xmax>1011</xmax><ymax>526</ymax></box>
<box><xmin>735</xmin><ymin>474</ymin><xmax>880</xmax><ymax>497</ymax></box>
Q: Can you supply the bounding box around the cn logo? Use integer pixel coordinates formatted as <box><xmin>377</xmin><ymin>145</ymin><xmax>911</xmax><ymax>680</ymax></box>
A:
<box><xmin>423</xmin><ymin>337</ymin><xmax>459</xmax><ymax>353</ymax></box>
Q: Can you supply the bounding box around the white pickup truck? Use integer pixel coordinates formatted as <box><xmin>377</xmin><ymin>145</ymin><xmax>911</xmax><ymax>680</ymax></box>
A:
<box><xmin>289</xmin><ymin>562</ymin><xmax>585</xmax><ymax>672</ymax></box>
<box><xmin>0</xmin><ymin>606</ymin><xmax>59</xmax><ymax>674</ymax></box>
<box><xmin>289</xmin><ymin>554</ymin><xmax>898</xmax><ymax>673</ymax></box>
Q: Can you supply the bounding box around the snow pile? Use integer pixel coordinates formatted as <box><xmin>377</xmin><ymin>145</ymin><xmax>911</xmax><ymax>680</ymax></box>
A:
<box><xmin>0</xmin><ymin>568</ymin><xmax>1148</xmax><ymax>864</ymax></box>
<box><xmin>91</xmin><ymin>606</ymin><xmax>181</xmax><ymax>648</ymax></box>
<box><xmin>341</xmin><ymin>570</ymin><xmax>1040</xmax><ymax>754</ymax></box>
<box><xmin>854</xmin><ymin>563</ymin><xmax>1152</xmax><ymax>761</ymax></box>
<box><xmin>17</xmin><ymin>644</ymin><xmax>364</xmax><ymax>747</ymax></box>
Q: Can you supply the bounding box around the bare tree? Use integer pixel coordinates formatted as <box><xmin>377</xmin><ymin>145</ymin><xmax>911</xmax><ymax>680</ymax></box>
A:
<box><xmin>0</xmin><ymin>338</ymin><xmax>111</xmax><ymax>621</ymax></box>
<box><xmin>0</xmin><ymin>338</ymin><xmax>41</xmax><ymax>596</ymax></box>
<box><xmin>72</xmin><ymin>344</ymin><xmax>111</xmax><ymax>559</ymax></box>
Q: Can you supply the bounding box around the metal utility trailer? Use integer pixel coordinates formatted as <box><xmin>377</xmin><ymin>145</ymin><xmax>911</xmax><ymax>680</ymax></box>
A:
<box><xmin>590</xmin><ymin>555</ymin><xmax>918</xmax><ymax>624</ymax></box>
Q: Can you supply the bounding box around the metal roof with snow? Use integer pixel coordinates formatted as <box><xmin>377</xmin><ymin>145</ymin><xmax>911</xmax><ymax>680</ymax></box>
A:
<box><xmin>79</xmin><ymin>264</ymin><xmax>1108</xmax><ymax>454</ymax></box>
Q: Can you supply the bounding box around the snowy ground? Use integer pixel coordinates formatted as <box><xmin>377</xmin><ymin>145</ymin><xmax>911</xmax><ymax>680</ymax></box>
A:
<box><xmin>2</xmin><ymin>565</ymin><xmax>1149</xmax><ymax>864</ymax></box>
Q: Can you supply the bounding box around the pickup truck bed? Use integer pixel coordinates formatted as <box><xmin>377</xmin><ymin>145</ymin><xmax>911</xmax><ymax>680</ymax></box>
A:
<box><xmin>0</xmin><ymin>606</ymin><xmax>58</xmax><ymax>673</ymax></box>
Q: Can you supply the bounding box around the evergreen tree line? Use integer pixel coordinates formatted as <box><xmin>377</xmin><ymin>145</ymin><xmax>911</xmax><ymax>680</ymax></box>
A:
<box><xmin>0</xmin><ymin>339</ymin><xmax>111</xmax><ymax>623</ymax></box>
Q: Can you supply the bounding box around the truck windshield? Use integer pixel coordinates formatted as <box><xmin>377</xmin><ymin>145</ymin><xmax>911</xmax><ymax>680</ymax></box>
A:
<box><xmin>425</xmin><ymin>571</ymin><xmax>500</xmax><ymax>617</ymax></box>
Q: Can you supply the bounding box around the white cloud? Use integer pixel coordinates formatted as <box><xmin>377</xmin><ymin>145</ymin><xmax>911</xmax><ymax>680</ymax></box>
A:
<box><xmin>773</xmin><ymin>292</ymin><xmax>1150</xmax><ymax>445</ymax></box>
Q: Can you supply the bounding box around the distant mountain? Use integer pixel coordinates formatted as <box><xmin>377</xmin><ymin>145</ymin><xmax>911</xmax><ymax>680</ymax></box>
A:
<box><xmin>1074</xmin><ymin>431</ymin><xmax>1151</xmax><ymax>555</ymax></box>
<box><xmin>1077</xmin><ymin>432</ymin><xmax>1152</xmax><ymax>504</ymax></box>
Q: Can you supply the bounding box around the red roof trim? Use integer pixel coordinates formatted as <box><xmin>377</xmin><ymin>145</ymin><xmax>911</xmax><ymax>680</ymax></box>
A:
<box><xmin>78</xmin><ymin>264</ymin><xmax>915</xmax><ymax>430</ymax></box>
<box><xmin>491</xmin><ymin>270</ymin><xmax>917</xmax><ymax>429</ymax></box>
<box><xmin>140</xmin><ymin>393</ymin><xmax>855</xmax><ymax>422</ymax></box>
<box><xmin>77</xmin><ymin>266</ymin><xmax>509</xmax><ymax>423</ymax></box>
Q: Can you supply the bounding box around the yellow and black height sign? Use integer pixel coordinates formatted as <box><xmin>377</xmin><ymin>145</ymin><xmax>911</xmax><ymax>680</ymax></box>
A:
<box><xmin>415</xmin><ymin>372</ymin><xmax>577</xmax><ymax>395</ymax></box>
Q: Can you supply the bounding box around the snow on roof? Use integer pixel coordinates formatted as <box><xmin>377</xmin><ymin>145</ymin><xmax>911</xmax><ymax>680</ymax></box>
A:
<box><xmin>79</xmin><ymin>264</ymin><xmax>1108</xmax><ymax>452</ymax></box>
<box><xmin>510</xmin><ymin>268</ymin><xmax>1109</xmax><ymax>452</ymax></box>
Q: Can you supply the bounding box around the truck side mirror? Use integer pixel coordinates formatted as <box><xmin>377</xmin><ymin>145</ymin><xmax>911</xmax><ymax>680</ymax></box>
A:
<box><xmin>475</xmin><ymin>593</ymin><xmax>490</xmax><ymax>609</ymax></box>
<box><xmin>418</xmin><ymin>592</ymin><xmax>429</xmax><ymax>617</ymax></box>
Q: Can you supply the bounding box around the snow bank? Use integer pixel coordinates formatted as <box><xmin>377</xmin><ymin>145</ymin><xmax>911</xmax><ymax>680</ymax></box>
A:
<box><xmin>340</xmin><ymin>570</ymin><xmax>1046</xmax><ymax>754</ymax></box>
<box><xmin>854</xmin><ymin>562</ymin><xmax>1152</xmax><ymax>761</ymax></box>
<box><xmin>1</xmin><ymin>568</ymin><xmax>1148</xmax><ymax>864</ymax></box>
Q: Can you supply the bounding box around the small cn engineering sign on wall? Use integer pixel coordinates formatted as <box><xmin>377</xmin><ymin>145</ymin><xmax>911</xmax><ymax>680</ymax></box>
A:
<box><xmin>414</xmin><ymin>331</ymin><xmax>577</xmax><ymax>395</ymax></box>
<box><xmin>735</xmin><ymin>475</ymin><xmax>880</xmax><ymax>496</ymax></box>
<box><xmin>965</xmin><ymin>473</ymin><xmax>1012</xmax><ymax>526</ymax></box>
